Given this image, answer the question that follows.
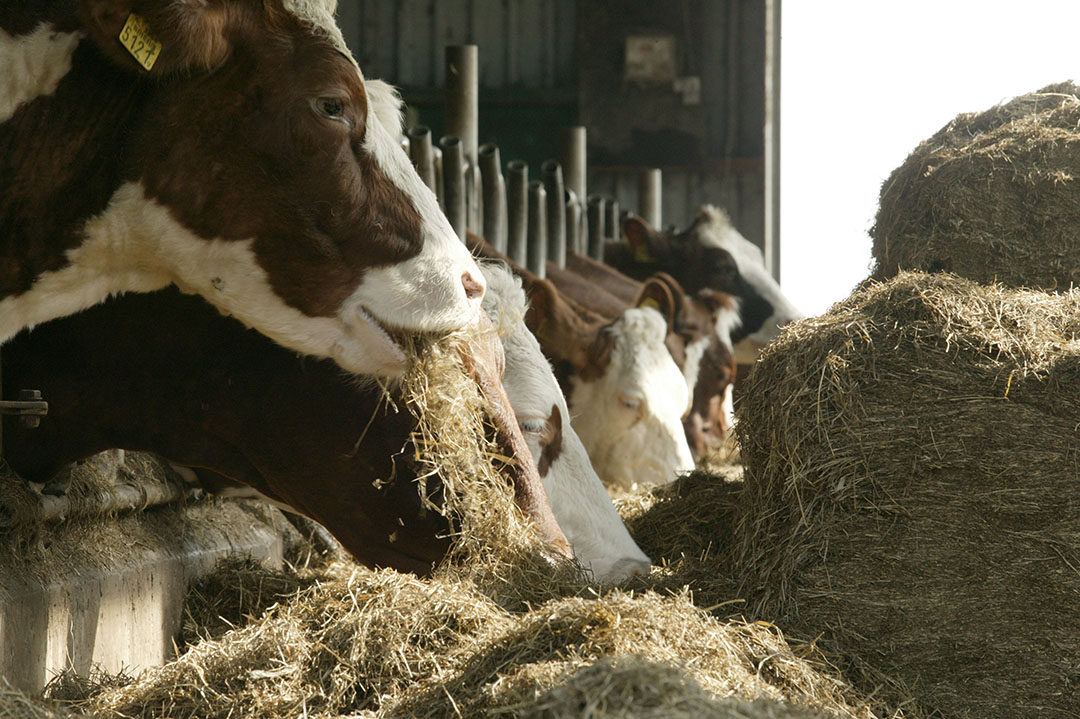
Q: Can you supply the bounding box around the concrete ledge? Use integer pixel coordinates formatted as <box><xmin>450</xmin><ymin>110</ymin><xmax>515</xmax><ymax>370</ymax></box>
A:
<box><xmin>0</xmin><ymin>498</ymin><xmax>294</xmax><ymax>693</ymax></box>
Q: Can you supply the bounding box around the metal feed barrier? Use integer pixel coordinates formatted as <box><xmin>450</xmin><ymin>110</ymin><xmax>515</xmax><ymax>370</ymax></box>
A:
<box><xmin>424</xmin><ymin>44</ymin><xmax>666</xmax><ymax>276</ymax></box>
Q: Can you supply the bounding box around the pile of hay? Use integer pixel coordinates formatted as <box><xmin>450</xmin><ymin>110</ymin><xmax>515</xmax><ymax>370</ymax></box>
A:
<box><xmin>734</xmin><ymin>271</ymin><xmax>1080</xmax><ymax>718</ymax></box>
<box><xmin>0</xmin><ymin>322</ymin><xmax>887</xmax><ymax>719</ymax></box>
<box><xmin>31</xmin><ymin>556</ymin><xmax>872</xmax><ymax>719</ymax></box>
<box><xmin>871</xmin><ymin>81</ymin><xmax>1080</xmax><ymax>289</ymax></box>
<box><xmin>12</xmin><ymin>458</ymin><xmax>882</xmax><ymax>719</ymax></box>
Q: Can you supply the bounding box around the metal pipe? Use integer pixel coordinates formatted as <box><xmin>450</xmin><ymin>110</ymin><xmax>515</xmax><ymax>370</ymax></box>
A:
<box><xmin>0</xmin><ymin>481</ymin><xmax>193</xmax><ymax>529</ymax></box>
<box><xmin>527</xmin><ymin>180</ymin><xmax>547</xmax><ymax>279</ymax></box>
<box><xmin>560</xmin><ymin>126</ymin><xmax>587</xmax><ymax>252</ymax></box>
<box><xmin>445</xmin><ymin>45</ymin><xmax>479</xmax><ymax>233</ymax></box>
<box><xmin>564</xmin><ymin>189</ymin><xmax>581</xmax><ymax>260</ymax></box>
<box><xmin>479</xmin><ymin>143</ymin><xmax>507</xmax><ymax>252</ymax></box>
<box><xmin>587</xmin><ymin>195</ymin><xmax>606</xmax><ymax>260</ymax></box>
<box><xmin>639</xmin><ymin>167</ymin><xmax>662</xmax><ymax>228</ymax></box>
<box><xmin>439</xmin><ymin>135</ymin><xmax>467</xmax><ymax>242</ymax></box>
<box><xmin>541</xmin><ymin>160</ymin><xmax>566</xmax><ymax>268</ymax></box>
<box><xmin>606</xmin><ymin>199</ymin><xmax>621</xmax><ymax>241</ymax></box>
<box><xmin>433</xmin><ymin>146</ymin><xmax>445</xmax><ymax>209</ymax></box>
<box><xmin>506</xmin><ymin>160</ymin><xmax>528</xmax><ymax>267</ymax></box>
<box><xmin>408</xmin><ymin>126</ymin><xmax>437</xmax><ymax>194</ymax></box>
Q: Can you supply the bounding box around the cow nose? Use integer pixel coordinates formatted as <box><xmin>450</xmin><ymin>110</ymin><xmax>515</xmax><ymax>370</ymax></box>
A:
<box><xmin>462</xmin><ymin>271</ymin><xmax>485</xmax><ymax>300</ymax></box>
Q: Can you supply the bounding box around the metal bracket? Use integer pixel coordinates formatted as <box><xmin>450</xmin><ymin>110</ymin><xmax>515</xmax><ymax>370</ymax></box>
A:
<box><xmin>0</xmin><ymin>390</ymin><xmax>48</xmax><ymax>428</ymax></box>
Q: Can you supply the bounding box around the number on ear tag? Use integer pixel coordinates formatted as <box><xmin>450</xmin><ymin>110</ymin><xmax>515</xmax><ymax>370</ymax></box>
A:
<box><xmin>119</xmin><ymin>13</ymin><xmax>162</xmax><ymax>71</ymax></box>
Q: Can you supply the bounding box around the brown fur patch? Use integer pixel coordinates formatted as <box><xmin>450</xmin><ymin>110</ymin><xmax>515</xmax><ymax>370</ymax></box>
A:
<box><xmin>537</xmin><ymin>404</ymin><xmax>564</xmax><ymax>477</ymax></box>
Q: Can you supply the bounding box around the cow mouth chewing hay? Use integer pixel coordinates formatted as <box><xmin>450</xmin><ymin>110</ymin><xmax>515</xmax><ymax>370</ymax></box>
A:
<box><xmin>394</xmin><ymin>318</ymin><xmax>580</xmax><ymax>602</ymax></box>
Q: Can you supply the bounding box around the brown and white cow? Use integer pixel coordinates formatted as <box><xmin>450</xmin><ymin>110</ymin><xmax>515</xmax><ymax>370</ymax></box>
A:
<box><xmin>468</xmin><ymin>235</ymin><xmax>694</xmax><ymax>490</ymax></box>
<box><xmin>1</xmin><ymin>0</ymin><xmax>484</xmax><ymax>376</ymax></box>
<box><xmin>2</xmin><ymin>285</ymin><xmax>577</xmax><ymax>575</ymax></box>
<box><xmin>608</xmin><ymin>207</ymin><xmax>802</xmax><ymax>364</ymax></box>
<box><xmin>558</xmin><ymin>253</ymin><xmax>738</xmax><ymax>459</ymax></box>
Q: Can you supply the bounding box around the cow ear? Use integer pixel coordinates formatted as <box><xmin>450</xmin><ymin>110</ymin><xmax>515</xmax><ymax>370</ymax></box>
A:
<box><xmin>524</xmin><ymin>279</ymin><xmax>558</xmax><ymax>336</ymax></box>
<box><xmin>622</xmin><ymin>215</ymin><xmax>670</xmax><ymax>265</ymax></box>
<box><xmin>526</xmin><ymin>280</ymin><xmax>593</xmax><ymax>370</ymax></box>
<box><xmin>634</xmin><ymin>277</ymin><xmax>677</xmax><ymax>332</ymax></box>
<box><xmin>81</xmin><ymin>0</ymin><xmax>233</xmax><ymax>75</ymax></box>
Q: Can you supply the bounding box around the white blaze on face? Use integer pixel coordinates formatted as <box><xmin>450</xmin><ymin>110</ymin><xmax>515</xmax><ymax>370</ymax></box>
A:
<box><xmin>480</xmin><ymin>264</ymin><xmax>651</xmax><ymax>583</ymax></box>
<box><xmin>570</xmin><ymin>308</ymin><xmax>695</xmax><ymax>492</ymax></box>
<box><xmin>339</xmin><ymin>75</ymin><xmax>486</xmax><ymax>341</ymax></box>
<box><xmin>0</xmin><ymin>23</ymin><xmax>81</xmax><ymax>123</ymax></box>
<box><xmin>694</xmin><ymin>205</ymin><xmax>803</xmax><ymax>361</ymax></box>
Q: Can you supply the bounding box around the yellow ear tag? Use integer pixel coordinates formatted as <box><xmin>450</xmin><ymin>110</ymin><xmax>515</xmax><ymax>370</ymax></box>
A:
<box><xmin>638</xmin><ymin>297</ymin><xmax>660</xmax><ymax>311</ymax></box>
<box><xmin>119</xmin><ymin>14</ymin><xmax>163</xmax><ymax>71</ymax></box>
<box><xmin>632</xmin><ymin>242</ymin><xmax>656</xmax><ymax>264</ymax></box>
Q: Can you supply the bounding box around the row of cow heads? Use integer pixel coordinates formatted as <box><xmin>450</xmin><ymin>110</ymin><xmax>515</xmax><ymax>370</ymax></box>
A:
<box><xmin>620</xmin><ymin>206</ymin><xmax>803</xmax><ymax>364</ymax></box>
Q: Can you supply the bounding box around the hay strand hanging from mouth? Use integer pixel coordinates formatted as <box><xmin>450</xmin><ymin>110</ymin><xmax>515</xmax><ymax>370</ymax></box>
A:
<box><xmin>394</xmin><ymin>327</ymin><xmax>584</xmax><ymax>605</ymax></box>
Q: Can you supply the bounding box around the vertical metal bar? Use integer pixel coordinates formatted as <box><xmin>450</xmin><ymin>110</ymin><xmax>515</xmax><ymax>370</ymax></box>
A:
<box><xmin>764</xmin><ymin>0</ymin><xmax>782</xmax><ymax>281</ymax></box>
<box><xmin>527</xmin><ymin>180</ymin><xmax>547</xmax><ymax>279</ymax></box>
<box><xmin>587</xmin><ymin>195</ymin><xmax>606</xmax><ymax>261</ymax></box>
<box><xmin>560</xmin><ymin>126</ymin><xmax>587</xmax><ymax>251</ymax></box>
<box><xmin>639</xmin><ymin>167</ymin><xmax>662</xmax><ymax>228</ymax></box>
<box><xmin>564</xmin><ymin>189</ymin><xmax>581</xmax><ymax>260</ymax></box>
<box><xmin>605</xmin><ymin>199</ymin><xmax>620</xmax><ymax>241</ymax></box>
<box><xmin>408</xmin><ymin>126</ymin><xmax>437</xmax><ymax>193</ymax></box>
<box><xmin>541</xmin><ymin>159</ymin><xmax>565</xmax><ymax>268</ymax></box>
<box><xmin>432</xmin><ymin>146</ymin><xmax>445</xmax><ymax>210</ymax></box>
<box><xmin>445</xmin><ymin>45</ymin><xmax>480</xmax><ymax>233</ymax></box>
<box><xmin>439</xmin><ymin>135</ymin><xmax>467</xmax><ymax>242</ymax></box>
<box><xmin>506</xmin><ymin>160</ymin><xmax>528</xmax><ymax>267</ymax></box>
<box><xmin>479</xmin><ymin>143</ymin><xmax>507</xmax><ymax>252</ymax></box>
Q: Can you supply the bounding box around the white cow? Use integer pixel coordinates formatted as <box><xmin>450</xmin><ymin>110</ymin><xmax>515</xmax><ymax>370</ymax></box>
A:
<box><xmin>566</xmin><ymin>307</ymin><xmax>696</xmax><ymax>491</ymax></box>
<box><xmin>480</xmin><ymin>264</ymin><xmax>652</xmax><ymax>582</ymax></box>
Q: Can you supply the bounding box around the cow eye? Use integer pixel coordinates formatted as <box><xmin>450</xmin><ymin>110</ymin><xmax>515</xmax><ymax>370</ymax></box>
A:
<box><xmin>520</xmin><ymin>418</ymin><xmax>547</xmax><ymax>435</ymax></box>
<box><xmin>314</xmin><ymin>96</ymin><xmax>348</xmax><ymax>122</ymax></box>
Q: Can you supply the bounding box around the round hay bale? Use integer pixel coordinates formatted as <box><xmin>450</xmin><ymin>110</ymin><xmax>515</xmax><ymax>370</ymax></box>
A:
<box><xmin>871</xmin><ymin>81</ymin><xmax>1080</xmax><ymax>289</ymax></box>
<box><xmin>734</xmin><ymin>271</ymin><xmax>1080</xmax><ymax>718</ymax></box>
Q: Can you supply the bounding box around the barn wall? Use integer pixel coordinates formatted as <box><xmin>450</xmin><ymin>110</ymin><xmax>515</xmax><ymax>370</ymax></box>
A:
<box><xmin>336</xmin><ymin>0</ymin><xmax>768</xmax><ymax>249</ymax></box>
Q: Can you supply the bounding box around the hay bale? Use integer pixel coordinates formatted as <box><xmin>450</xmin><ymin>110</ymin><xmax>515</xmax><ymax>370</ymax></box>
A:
<box><xmin>871</xmin><ymin>81</ymin><xmax>1080</xmax><ymax>289</ymax></box>
<box><xmin>734</xmin><ymin>271</ymin><xmax>1080</xmax><ymax>717</ymax></box>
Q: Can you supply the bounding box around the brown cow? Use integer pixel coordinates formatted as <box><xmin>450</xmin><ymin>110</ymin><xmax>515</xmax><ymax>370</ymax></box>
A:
<box><xmin>1</xmin><ymin>0</ymin><xmax>485</xmax><ymax>377</ymax></box>
<box><xmin>2</xmin><ymin>287</ymin><xmax>570</xmax><ymax>573</ymax></box>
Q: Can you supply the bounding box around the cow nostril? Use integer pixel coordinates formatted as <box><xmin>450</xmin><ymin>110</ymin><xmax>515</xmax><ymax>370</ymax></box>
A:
<box><xmin>462</xmin><ymin>271</ymin><xmax>484</xmax><ymax>300</ymax></box>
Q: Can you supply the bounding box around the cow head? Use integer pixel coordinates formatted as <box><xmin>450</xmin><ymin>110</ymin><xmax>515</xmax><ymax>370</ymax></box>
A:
<box><xmin>77</xmin><ymin>0</ymin><xmax>484</xmax><ymax>376</ymax></box>
<box><xmin>527</xmin><ymin>280</ymin><xmax>695</xmax><ymax>491</ymax></box>
<box><xmin>622</xmin><ymin>206</ymin><xmax>802</xmax><ymax>363</ymax></box>
<box><xmin>480</xmin><ymin>263</ymin><xmax>651</xmax><ymax>582</ymax></box>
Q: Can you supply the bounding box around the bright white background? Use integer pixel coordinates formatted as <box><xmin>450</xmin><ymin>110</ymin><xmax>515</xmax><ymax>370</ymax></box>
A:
<box><xmin>780</xmin><ymin>2</ymin><xmax>1080</xmax><ymax>317</ymax></box>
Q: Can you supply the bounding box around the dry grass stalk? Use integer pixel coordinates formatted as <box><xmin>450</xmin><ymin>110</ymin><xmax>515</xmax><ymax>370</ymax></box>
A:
<box><xmin>735</xmin><ymin>270</ymin><xmax>1080</xmax><ymax>718</ymax></box>
<box><xmin>871</xmin><ymin>81</ymin><xmax>1080</xmax><ymax>289</ymax></box>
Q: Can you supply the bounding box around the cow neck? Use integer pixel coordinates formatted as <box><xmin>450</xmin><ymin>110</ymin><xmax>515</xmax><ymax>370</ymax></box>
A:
<box><xmin>1</xmin><ymin>39</ymin><xmax>148</xmax><ymax>296</ymax></box>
